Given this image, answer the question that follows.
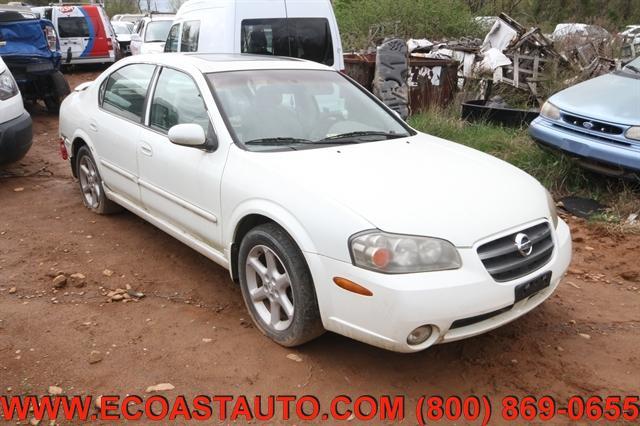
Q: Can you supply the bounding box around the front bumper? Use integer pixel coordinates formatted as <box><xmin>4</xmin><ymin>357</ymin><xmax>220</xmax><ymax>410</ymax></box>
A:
<box><xmin>306</xmin><ymin>219</ymin><xmax>572</xmax><ymax>353</ymax></box>
<box><xmin>529</xmin><ymin>117</ymin><xmax>640</xmax><ymax>174</ymax></box>
<box><xmin>0</xmin><ymin>111</ymin><xmax>33</xmax><ymax>166</ymax></box>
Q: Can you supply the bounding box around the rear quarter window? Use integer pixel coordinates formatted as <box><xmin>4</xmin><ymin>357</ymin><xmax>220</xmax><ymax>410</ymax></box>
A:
<box><xmin>180</xmin><ymin>20</ymin><xmax>200</xmax><ymax>52</ymax></box>
<box><xmin>58</xmin><ymin>17</ymin><xmax>90</xmax><ymax>38</ymax></box>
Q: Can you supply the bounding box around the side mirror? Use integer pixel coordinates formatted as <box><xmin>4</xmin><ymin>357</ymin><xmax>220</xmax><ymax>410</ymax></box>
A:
<box><xmin>130</xmin><ymin>33</ymin><xmax>142</xmax><ymax>43</ymax></box>
<box><xmin>168</xmin><ymin>124</ymin><xmax>206</xmax><ymax>147</ymax></box>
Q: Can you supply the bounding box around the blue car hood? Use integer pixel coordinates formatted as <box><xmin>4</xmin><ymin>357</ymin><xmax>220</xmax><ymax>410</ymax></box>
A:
<box><xmin>549</xmin><ymin>72</ymin><xmax>640</xmax><ymax>126</ymax></box>
<box><xmin>0</xmin><ymin>19</ymin><xmax>60</xmax><ymax>60</ymax></box>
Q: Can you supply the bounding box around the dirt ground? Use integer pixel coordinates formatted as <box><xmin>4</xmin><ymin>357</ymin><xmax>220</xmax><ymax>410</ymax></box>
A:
<box><xmin>1</xmin><ymin>70</ymin><xmax>639</xmax><ymax>423</ymax></box>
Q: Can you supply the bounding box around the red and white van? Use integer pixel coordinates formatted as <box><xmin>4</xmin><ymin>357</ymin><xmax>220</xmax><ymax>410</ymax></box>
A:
<box><xmin>32</xmin><ymin>4</ymin><xmax>117</xmax><ymax>65</ymax></box>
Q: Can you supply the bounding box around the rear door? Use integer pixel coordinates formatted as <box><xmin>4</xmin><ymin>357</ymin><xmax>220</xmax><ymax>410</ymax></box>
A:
<box><xmin>95</xmin><ymin>63</ymin><xmax>157</xmax><ymax>204</ymax></box>
<box><xmin>56</xmin><ymin>6</ymin><xmax>90</xmax><ymax>60</ymax></box>
<box><xmin>57</xmin><ymin>5</ymin><xmax>112</xmax><ymax>62</ymax></box>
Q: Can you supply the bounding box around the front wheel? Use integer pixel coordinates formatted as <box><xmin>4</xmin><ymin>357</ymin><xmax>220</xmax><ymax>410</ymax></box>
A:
<box><xmin>238</xmin><ymin>223</ymin><xmax>324</xmax><ymax>347</ymax></box>
<box><xmin>75</xmin><ymin>146</ymin><xmax>122</xmax><ymax>215</ymax></box>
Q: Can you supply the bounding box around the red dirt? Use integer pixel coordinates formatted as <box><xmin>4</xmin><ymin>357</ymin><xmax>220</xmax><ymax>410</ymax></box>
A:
<box><xmin>1</xmin><ymin>70</ymin><xmax>639</xmax><ymax>423</ymax></box>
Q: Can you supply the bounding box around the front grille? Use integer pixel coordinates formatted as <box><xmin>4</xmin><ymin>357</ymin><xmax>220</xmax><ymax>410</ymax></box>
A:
<box><xmin>551</xmin><ymin>123</ymin><xmax>633</xmax><ymax>147</ymax></box>
<box><xmin>477</xmin><ymin>223</ymin><xmax>554</xmax><ymax>282</ymax></box>
<box><xmin>561</xmin><ymin>113</ymin><xmax>624</xmax><ymax>136</ymax></box>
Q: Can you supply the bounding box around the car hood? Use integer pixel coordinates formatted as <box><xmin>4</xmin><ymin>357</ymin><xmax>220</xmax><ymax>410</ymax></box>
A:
<box><xmin>256</xmin><ymin>134</ymin><xmax>549</xmax><ymax>247</ymax></box>
<box><xmin>140</xmin><ymin>42</ymin><xmax>165</xmax><ymax>54</ymax></box>
<box><xmin>550</xmin><ymin>72</ymin><xmax>640</xmax><ymax>125</ymax></box>
<box><xmin>115</xmin><ymin>34</ymin><xmax>132</xmax><ymax>42</ymax></box>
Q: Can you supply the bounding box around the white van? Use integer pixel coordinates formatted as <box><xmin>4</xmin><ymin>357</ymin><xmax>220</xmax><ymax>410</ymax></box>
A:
<box><xmin>165</xmin><ymin>0</ymin><xmax>344</xmax><ymax>70</ymax></box>
<box><xmin>32</xmin><ymin>4</ymin><xmax>117</xmax><ymax>65</ymax></box>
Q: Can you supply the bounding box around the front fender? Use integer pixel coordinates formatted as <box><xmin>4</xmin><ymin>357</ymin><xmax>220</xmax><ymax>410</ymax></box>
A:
<box><xmin>225</xmin><ymin>199</ymin><xmax>319</xmax><ymax>256</ymax></box>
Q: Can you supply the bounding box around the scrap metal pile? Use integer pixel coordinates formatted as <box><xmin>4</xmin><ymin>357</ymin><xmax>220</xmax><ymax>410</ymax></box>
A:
<box><xmin>412</xmin><ymin>13</ymin><xmax>638</xmax><ymax>108</ymax></box>
<box><xmin>344</xmin><ymin>13</ymin><xmax>638</xmax><ymax>122</ymax></box>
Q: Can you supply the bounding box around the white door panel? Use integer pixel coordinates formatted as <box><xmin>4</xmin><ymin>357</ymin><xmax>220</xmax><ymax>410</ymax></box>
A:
<box><xmin>137</xmin><ymin>67</ymin><xmax>224</xmax><ymax>250</ymax></box>
<box><xmin>137</xmin><ymin>132</ymin><xmax>223</xmax><ymax>249</ymax></box>
<box><xmin>93</xmin><ymin>111</ymin><xmax>141</xmax><ymax>203</ymax></box>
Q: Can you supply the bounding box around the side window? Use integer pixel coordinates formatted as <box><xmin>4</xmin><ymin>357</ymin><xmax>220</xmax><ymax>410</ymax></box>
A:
<box><xmin>165</xmin><ymin>23</ymin><xmax>180</xmax><ymax>52</ymax></box>
<box><xmin>180</xmin><ymin>20</ymin><xmax>200</xmax><ymax>52</ymax></box>
<box><xmin>240</xmin><ymin>18</ymin><xmax>334</xmax><ymax>66</ymax></box>
<box><xmin>288</xmin><ymin>18</ymin><xmax>334</xmax><ymax>66</ymax></box>
<box><xmin>149</xmin><ymin>67</ymin><xmax>210</xmax><ymax>134</ymax></box>
<box><xmin>241</xmin><ymin>19</ymin><xmax>287</xmax><ymax>56</ymax></box>
<box><xmin>101</xmin><ymin>64</ymin><xmax>156</xmax><ymax>122</ymax></box>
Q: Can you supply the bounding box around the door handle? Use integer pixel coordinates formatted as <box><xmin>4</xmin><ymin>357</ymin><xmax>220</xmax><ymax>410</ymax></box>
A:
<box><xmin>89</xmin><ymin>121</ymin><xmax>97</xmax><ymax>132</ymax></box>
<box><xmin>140</xmin><ymin>143</ymin><xmax>153</xmax><ymax>157</ymax></box>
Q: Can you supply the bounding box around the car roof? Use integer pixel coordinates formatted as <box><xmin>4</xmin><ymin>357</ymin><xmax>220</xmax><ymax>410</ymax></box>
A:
<box><xmin>145</xmin><ymin>14</ymin><xmax>175</xmax><ymax>22</ymax></box>
<box><xmin>122</xmin><ymin>53</ymin><xmax>332</xmax><ymax>73</ymax></box>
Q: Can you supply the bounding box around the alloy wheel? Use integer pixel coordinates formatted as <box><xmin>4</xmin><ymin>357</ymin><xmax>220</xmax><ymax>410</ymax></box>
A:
<box><xmin>245</xmin><ymin>245</ymin><xmax>295</xmax><ymax>331</ymax></box>
<box><xmin>78</xmin><ymin>156</ymin><xmax>101</xmax><ymax>209</ymax></box>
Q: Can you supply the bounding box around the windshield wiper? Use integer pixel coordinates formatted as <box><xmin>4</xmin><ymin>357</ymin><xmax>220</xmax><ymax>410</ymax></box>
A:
<box><xmin>320</xmin><ymin>131</ymin><xmax>405</xmax><ymax>143</ymax></box>
<box><xmin>244</xmin><ymin>137</ymin><xmax>312</xmax><ymax>146</ymax></box>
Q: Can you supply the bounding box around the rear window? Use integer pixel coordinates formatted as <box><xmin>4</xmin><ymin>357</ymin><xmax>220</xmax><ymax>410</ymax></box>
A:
<box><xmin>241</xmin><ymin>18</ymin><xmax>334</xmax><ymax>66</ymax></box>
<box><xmin>58</xmin><ymin>17</ymin><xmax>90</xmax><ymax>38</ymax></box>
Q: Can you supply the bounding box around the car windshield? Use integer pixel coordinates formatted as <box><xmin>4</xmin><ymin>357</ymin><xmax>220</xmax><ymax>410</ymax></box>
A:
<box><xmin>145</xmin><ymin>20</ymin><xmax>172</xmax><ymax>42</ymax></box>
<box><xmin>112</xmin><ymin>22</ymin><xmax>133</xmax><ymax>34</ymax></box>
<box><xmin>623</xmin><ymin>56</ymin><xmax>640</xmax><ymax>74</ymax></box>
<box><xmin>207</xmin><ymin>69</ymin><xmax>413</xmax><ymax>150</ymax></box>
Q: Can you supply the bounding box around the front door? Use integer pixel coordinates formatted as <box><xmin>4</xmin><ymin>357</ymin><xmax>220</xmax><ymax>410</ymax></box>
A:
<box><xmin>137</xmin><ymin>67</ymin><xmax>224</xmax><ymax>249</ymax></box>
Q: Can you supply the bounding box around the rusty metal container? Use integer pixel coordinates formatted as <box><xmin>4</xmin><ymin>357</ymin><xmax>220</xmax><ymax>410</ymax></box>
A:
<box><xmin>343</xmin><ymin>53</ymin><xmax>459</xmax><ymax>114</ymax></box>
<box><xmin>343</xmin><ymin>53</ymin><xmax>376</xmax><ymax>90</ymax></box>
<box><xmin>408</xmin><ymin>57</ymin><xmax>458</xmax><ymax>113</ymax></box>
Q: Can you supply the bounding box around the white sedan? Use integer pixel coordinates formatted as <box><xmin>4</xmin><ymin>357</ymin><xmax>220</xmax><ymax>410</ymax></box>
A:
<box><xmin>59</xmin><ymin>54</ymin><xmax>572</xmax><ymax>352</ymax></box>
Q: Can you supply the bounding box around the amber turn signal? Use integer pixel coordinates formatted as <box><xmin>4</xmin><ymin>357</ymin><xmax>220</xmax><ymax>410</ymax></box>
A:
<box><xmin>333</xmin><ymin>277</ymin><xmax>373</xmax><ymax>296</ymax></box>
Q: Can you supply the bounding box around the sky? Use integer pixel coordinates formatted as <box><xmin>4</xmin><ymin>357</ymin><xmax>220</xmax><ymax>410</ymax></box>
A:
<box><xmin>138</xmin><ymin>0</ymin><xmax>175</xmax><ymax>13</ymax></box>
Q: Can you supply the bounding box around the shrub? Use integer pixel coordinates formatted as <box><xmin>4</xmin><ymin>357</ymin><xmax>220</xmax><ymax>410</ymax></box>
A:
<box><xmin>334</xmin><ymin>0</ymin><xmax>482</xmax><ymax>51</ymax></box>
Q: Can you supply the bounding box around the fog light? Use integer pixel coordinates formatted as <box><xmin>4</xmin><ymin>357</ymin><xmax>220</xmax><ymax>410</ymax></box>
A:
<box><xmin>407</xmin><ymin>325</ymin><xmax>433</xmax><ymax>346</ymax></box>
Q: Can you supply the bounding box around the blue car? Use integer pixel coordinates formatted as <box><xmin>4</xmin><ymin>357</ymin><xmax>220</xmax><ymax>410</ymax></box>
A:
<box><xmin>529</xmin><ymin>56</ymin><xmax>640</xmax><ymax>177</ymax></box>
<box><xmin>0</xmin><ymin>7</ymin><xmax>70</xmax><ymax>112</ymax></box>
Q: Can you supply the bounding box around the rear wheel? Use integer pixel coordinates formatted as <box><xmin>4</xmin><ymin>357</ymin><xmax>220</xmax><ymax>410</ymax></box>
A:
<box><xmin>75</xmin><ymin>146</ymin><xmax>122</xmax><ymax>215</ymax></box>
<box><xmin>238</xmin><ymin>223</ymin><xmax>324</xmax><ymax>347</ymax></box>
<box><xmin>44</xmin><ymin>72</ymin><xmax>71</xmax><ymax>113</ymax></box>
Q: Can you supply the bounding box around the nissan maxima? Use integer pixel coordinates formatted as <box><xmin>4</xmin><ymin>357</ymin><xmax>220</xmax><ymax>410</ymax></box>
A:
<box><xmin>59</xmin><ymin>54</ymin><xmax>572</xmax><ymax>352</ymax></box>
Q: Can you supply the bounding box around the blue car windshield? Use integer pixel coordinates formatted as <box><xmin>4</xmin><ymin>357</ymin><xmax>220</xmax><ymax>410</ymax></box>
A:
<box><xmin>623</xmin><ymin>56</ymin><xmax>640</xmax><ymax>74</ymax></box>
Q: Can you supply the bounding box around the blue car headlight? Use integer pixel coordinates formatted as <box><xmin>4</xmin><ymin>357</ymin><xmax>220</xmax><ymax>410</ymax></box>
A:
<box><xmin>540</xmin><ymin>102</ymin><xmax>561</xmax><ymax>121</ymax></box>
<box><xmin>625</xmin><ymin>127</ymin><xmax>640</xmax><ymax>141</ymax></box>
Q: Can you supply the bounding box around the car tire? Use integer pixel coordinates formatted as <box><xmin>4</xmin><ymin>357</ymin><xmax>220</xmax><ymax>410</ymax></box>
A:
<box><xmin>75</xmin><ymin>146</ymin><xmax>122</xmax><ymax>215</ymax></box>
<box><xmin>44</xmin><ymin>72</ymin><xmax>71</xmax><ymax>113</ymax></box>
<box><xmin>238</xmin><ymin>223</ymin><xmax>324</xmax><ymax>347</ymax></box>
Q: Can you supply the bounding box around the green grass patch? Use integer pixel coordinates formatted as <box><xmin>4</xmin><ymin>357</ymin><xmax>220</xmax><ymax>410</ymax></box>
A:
<box><xmin>408</xmin><ymin>109</ymin><xmax>640</xmax><ymax>226</ymax></box>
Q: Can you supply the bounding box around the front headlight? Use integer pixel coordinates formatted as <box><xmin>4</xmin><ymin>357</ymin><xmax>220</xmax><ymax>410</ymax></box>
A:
<box><xmin>546</xmin><ymin>190</ymin><xmax>559</xmax><ymax>229</ymax></box>
<box><xmin>349</xmin><ymin>231</ymin><xmax>462</xmax><ymax>274</ymax></box>
<box><xmin>625</xmin><ymin>126</ymin><xmax>640</xmax><ymax>141</ymax></box>
<box><xmin>540</xmin><ymin>101</ymin><xmax>561</xmax><ymax>121</ymax></box>
<box><xmin>0</xmin><ymin>70</ymin><xmax>19</xmax><ymax>101</ymax></box>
